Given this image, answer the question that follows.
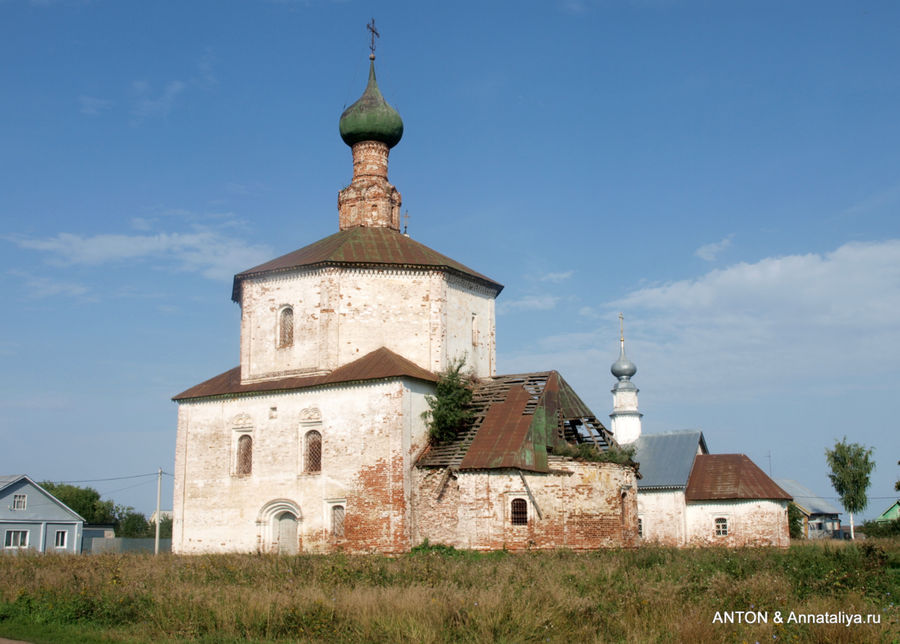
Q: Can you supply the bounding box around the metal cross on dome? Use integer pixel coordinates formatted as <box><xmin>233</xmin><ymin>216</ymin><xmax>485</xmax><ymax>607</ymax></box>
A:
<box><xmin>367</xmin><ymin>19</ymin><xmax>380</xmax><ymax>57</ymax></box>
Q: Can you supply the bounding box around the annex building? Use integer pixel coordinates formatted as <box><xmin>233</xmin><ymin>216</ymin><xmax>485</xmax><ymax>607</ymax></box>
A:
<box><xmin>171</xmin><ymin>52</ymin><xmax>639</xmax><ymax>555</ymax></box>
<box><xmin>607</xmin><ymin>335</ymin><xmax>791</xmax><ymax>547</ymax></box>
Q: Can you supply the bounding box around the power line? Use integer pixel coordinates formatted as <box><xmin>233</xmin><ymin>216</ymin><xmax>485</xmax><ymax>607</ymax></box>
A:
<box><xmin>55</xmin><ymin>472</ymin><xmax>172</xmax><ymax>484</ymax></box>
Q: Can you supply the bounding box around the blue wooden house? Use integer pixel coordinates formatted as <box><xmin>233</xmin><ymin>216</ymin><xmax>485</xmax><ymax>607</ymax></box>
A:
<box><xmin>1</xmin><ymin>475</ymin><xmax>84</xmax><ymax>553</ymax></box>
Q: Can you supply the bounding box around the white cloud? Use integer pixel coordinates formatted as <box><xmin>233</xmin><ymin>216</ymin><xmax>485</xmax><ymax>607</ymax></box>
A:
<box><xmin>7</xmin><ymin>269</ymin><xmax>92</xmax><ymax>300</ymax></box>
<box><xmin>8</xmin><ymin>225</ymin><xmax>273</xmax><ymax>282</ymax></box>
<box><xmin>130</xmin><ymin>217</ymin><xmax>155</xmax><ymax>231</ymax></box>
<box><xmin>78</xmin><ymin>95</ymin><xmax>113</xmax><ymax>116</ymax></box>
<box><xmin>539</xmin><ymin>270</ymin><xmax>574</xmax><ymax>283</ymax></box>
<box><xmin>501</xmin><ymin>239</ymin><xmax>900</xmax><ymax>404</ymax></box>
<box><xmin>694</xmin><ymin>234</ymin><xmax>734</xmax><ymax>261</ymax></box>
<box><xmin>131</xmin><ymin>80</ymin><xmax>186</xmax><ymax>120</ymax></box>
<box><xmin>498</xmin><ymin>294</ymin><xmax>561</xmax><ymax>313</ymax></box>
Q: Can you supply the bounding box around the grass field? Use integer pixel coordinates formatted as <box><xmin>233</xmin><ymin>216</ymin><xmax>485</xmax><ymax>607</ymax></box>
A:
<box><xmin>1</xmin><ymin>540</ymin><xmax>898</xmax><ymax>643</ymax></box>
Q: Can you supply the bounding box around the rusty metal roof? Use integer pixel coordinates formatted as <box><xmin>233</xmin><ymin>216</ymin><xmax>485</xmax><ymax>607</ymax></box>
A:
<box><xmin>417</xmin><ymin>371</ymin><xmax>616</xmax><ymax>472</ymax></box>
<box><xmin>685</xmin><ymin>454</ymin><xmax>792</xmax><ymax>502</ymax></box>
<box><xmin>173</xmin><ymin>347</ymin><xmax>437</xmax><ymax>401</ymax></box>
<box><xmin>232</xmin><ymin>226</ymin><xmax>503</xmax><ymax>302</ymax></box>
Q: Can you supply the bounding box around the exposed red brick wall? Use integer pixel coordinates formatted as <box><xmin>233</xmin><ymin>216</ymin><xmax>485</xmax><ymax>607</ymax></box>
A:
<box><xmin>411</xmin><ymin>460</ymin><xmax>639</xmax><ymax>551</ymax></box>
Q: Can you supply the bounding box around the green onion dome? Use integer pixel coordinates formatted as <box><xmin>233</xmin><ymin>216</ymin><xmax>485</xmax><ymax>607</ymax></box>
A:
<box><xmin>339</xmin><ymin>59</ymin><xmax>404</xmax><ymax>149</ymax></box>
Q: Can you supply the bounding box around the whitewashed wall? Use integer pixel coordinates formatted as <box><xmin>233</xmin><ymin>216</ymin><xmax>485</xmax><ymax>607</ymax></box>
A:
<box><xmin>685</xmin><ymin>499</ymin><xmax>790</xmax><ymax>547</ymax></box>
<box><xmin>172</xmin><ymin>378</ymin><xmax>433</xmax><ymax>554</ymax></box>
<box><xmin>239</xmin><ymin>267</ymin><xmax>496</xmax><ymax>382</ymax></box>
<box><xmin>637</xmin><ymin>489</ymin><xmax>687</xmax><ymax>546</ymax></box>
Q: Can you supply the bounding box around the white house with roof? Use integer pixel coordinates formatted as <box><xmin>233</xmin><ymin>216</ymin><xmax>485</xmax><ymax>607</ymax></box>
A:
<box><xmin>1</xmin><ymin>475</ymin><xmax>84</xmax><ymax>553</ymax></box>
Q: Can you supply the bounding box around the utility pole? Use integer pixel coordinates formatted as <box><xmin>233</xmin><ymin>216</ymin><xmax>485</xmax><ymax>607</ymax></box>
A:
<box><xmin>154</xmin><ymin>467</ymin><xmax>162</xmax><ymax>555</ymax></box>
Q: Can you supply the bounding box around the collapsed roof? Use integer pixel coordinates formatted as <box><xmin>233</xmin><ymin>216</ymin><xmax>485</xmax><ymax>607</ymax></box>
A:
<box><xmin>417</xmin><ymin>371</ymin><xmax>617</xmax><ymax>473</ymax></box>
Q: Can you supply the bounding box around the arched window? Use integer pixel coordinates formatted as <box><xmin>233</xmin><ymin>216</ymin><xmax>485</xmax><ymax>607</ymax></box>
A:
<box><xmin>305</xmin><ymin>430</ymin><xmax>322</xmax><ymax>473</ymax></box>
<box><xmin>511</xmin><ymin>498</ymin><xmax>528</xmax><ymax>525</ymax></box>
<box><xmin>332</xmin><ymin>505</ymin><xmax>345</xmax><ymax>538</ymax></box>
<box><xmin>279</xmin><ymin>307</ymin><xmax>294</xmax><ymax>348</ymax></box>
<box><xmin>237</xmin><ymin>434</ymin><xmax>252</xmax><ymax>477</ymax></box>
<box><xmin>715</xmin><ymin>517</ymin><xmax>728</xmax><ymax>536</ymax></box>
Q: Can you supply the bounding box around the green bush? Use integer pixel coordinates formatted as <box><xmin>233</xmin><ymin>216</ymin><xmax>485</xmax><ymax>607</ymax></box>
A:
<box><xmin>551</xmin><ymin>441</ymin><xmax>636</xmax><ymax>465</ymax></box>
<box><xmin>862</xmin><ymin>517</ymin><xmax>900</xmax><ymax>538</ymax></box>
<box><xmin>421</xmin><ymin>357</ymin><xmax>475</xmax><ymax>444</ymax></box>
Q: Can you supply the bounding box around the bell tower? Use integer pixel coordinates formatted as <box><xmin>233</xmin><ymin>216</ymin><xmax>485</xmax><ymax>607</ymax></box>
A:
<box><xmin>609</xmin><ymin>313</ymin><xmax>643</xmax><ymax>445</ymax></box>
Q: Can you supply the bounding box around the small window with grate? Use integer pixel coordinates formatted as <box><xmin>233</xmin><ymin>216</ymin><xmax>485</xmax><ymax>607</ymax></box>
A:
<box><xmin>638</xmin><ymin>517</ymin><xmax>643</xmax><ymax>539</ymax></box>
<box><xmin>715</xmin><ymin>517</ymin><xmax>728</xmax><ymax>536</ymax></box>
<box><xmin>236</xmin><ymin>434</ymin><xmax>253</xmax><ymax>477</ymax></box>
<box><xmin>279</xmin><ymin>307</ymin><xmax>294</xmax><ymax>348</ymax></box>
<box><xmin>305</xmin><ymin>430</ymin><xmax>322</xmax><ymax>473</ymax></box>
<box><xmin>511</xmin><ymin>498</ymin><xmax>528</xmax><ymax>526</ymax></box>
<box><xmin>332</xmin><ymin>505</ymin><xmax>345</xmax><ymax>538</ymax></box>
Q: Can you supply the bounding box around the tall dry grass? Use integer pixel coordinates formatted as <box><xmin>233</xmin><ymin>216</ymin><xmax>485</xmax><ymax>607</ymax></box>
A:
<box><xmin>0</xmin><ymin>541</ymin><xmax>897</xmax><ymax>643</ymax></box>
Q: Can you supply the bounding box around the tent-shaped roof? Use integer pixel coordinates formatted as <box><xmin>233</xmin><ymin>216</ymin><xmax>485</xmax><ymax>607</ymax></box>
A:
<box><xmin>173</xmin><ymin>347</ymin><xmax>437</xmax><ymax>401</ymax></box>
<box><xmin>417</xmin><ymin>371</ymin><xmax>615</xmax><ymax>473</ymax></box>
<box><xmin>686</xmin><ymin>455</ymin><xmax>791</xmax><ymax>502</ymax></box>
<box><xmin>774</xmin><ymin>478</ymin><xmax>841</xmax><ymax>516</ymax></box>
<box><xmin>631</xmin><ymin>430</ymin><xmax>707</xmax><ymax>490</ymax></box>
<box><xmin>232</xmin><ymin>227</ymin><xmax>503</xmax><ymax>302</ymax></box>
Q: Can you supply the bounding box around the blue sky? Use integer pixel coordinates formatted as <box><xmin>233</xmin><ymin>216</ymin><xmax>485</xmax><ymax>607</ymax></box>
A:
<box><xmin>1</xmin><ymin>0</ymin><xmax>898</xmax><ymax>521</ymax></box>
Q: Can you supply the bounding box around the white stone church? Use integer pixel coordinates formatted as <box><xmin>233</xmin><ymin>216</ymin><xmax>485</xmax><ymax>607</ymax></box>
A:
<box><xmin>171</xmin><ymin>54</ymin><xmax>640</xmax><ymax>554</ymax></box>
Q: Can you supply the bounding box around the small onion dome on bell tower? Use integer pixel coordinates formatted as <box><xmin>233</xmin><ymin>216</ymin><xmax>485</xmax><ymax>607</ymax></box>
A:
<box><xmin>611</xmin><ymin>346</ymin><xmax>637</xmax><ymax>383</ymax></box>
<box><xmin>339</xmin><ymin>56</ymin><xmax>404</xmax><ymax>149</ymax></box>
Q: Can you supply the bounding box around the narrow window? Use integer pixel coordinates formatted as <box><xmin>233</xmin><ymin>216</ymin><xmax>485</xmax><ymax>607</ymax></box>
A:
<box><xmin>511</xmin><ymin>498</ymin><xmax>528</xmax><ymax>526</ymax></box>
<box><xmin>279</xmin><ymin>307</ymin><xmax>294</xmax><ymax>348</ymax></box>
<box><xmin>305</xmin><ymin>430</ymin><xmax>322</xmax><ymax>473</ymax></box>
<box><xmin>55</xmin><ymin>530</ymin><xmax>67</xmax><ymax>548</ymax></box>
<box><xmin>5</xmin><ymin>530</ymin><xmax>28</xmax><ymax>548</ymax></box>
<box><xmin>332</xmin><ymin>505</ymin><xmax>345</xmax><ymax>538</ymax></box>
<box><xmin>237</xmin><ymin>434</ymin><xmax>253</xmax><ymax>477</ymax></box>
<box><xmin>715</xmin><ymin>517</ymin><xmax>728</xmax><ymax>536</ymax></box>
<box><xmin>637</xmin><ymin>517</ymin><xmax>643</xmax><ymax>539</ymax></box>
<box><xmin>12</xmin><ymin>494</ymin><xmax>26</xmax><ymax>510</ymax></box>
<box><xmin>471</xmin><ymin>313</ymin><xmax>479</xmax><ymax>346</ymax></box>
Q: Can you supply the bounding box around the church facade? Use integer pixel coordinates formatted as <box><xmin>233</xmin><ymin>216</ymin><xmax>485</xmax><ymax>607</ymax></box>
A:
<box><xmin>171</xmin><ymin>54</ymin><xmax>639</xmax><ymax>554</ymax></box>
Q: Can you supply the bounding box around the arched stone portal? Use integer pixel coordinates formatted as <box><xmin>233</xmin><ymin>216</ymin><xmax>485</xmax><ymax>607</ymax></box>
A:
<box><xmin>256</xmin><ymin>499</ymin><xmax>302</xmax><ymax>554</ymax></box>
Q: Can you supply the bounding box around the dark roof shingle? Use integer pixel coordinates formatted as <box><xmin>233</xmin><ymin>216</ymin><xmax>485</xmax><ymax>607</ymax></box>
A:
<box><xmin>173</xmin><ymin>347</ymin><xmax>437</xmax><ymax>401</ymax></box>
<box><xmin>232</xmin><ymin>227</ymin><xmax>503</xmax><ymax>301</ymax></box>
<box><xmin>686</xmin><ymin>454</ymin><xmax>791</xmax><ymax>501</ymax></box>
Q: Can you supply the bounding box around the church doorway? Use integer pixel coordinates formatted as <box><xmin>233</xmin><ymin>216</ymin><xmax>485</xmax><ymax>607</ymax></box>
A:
<box><xmin>256</xmin><ymin>499</ymin><xmax>303</xmax><ymax>554</ymax></box>
<box><xmin>276</xmin><ymin>511</ymin><xmax>298</xmax><ymax>555</ymax></box>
